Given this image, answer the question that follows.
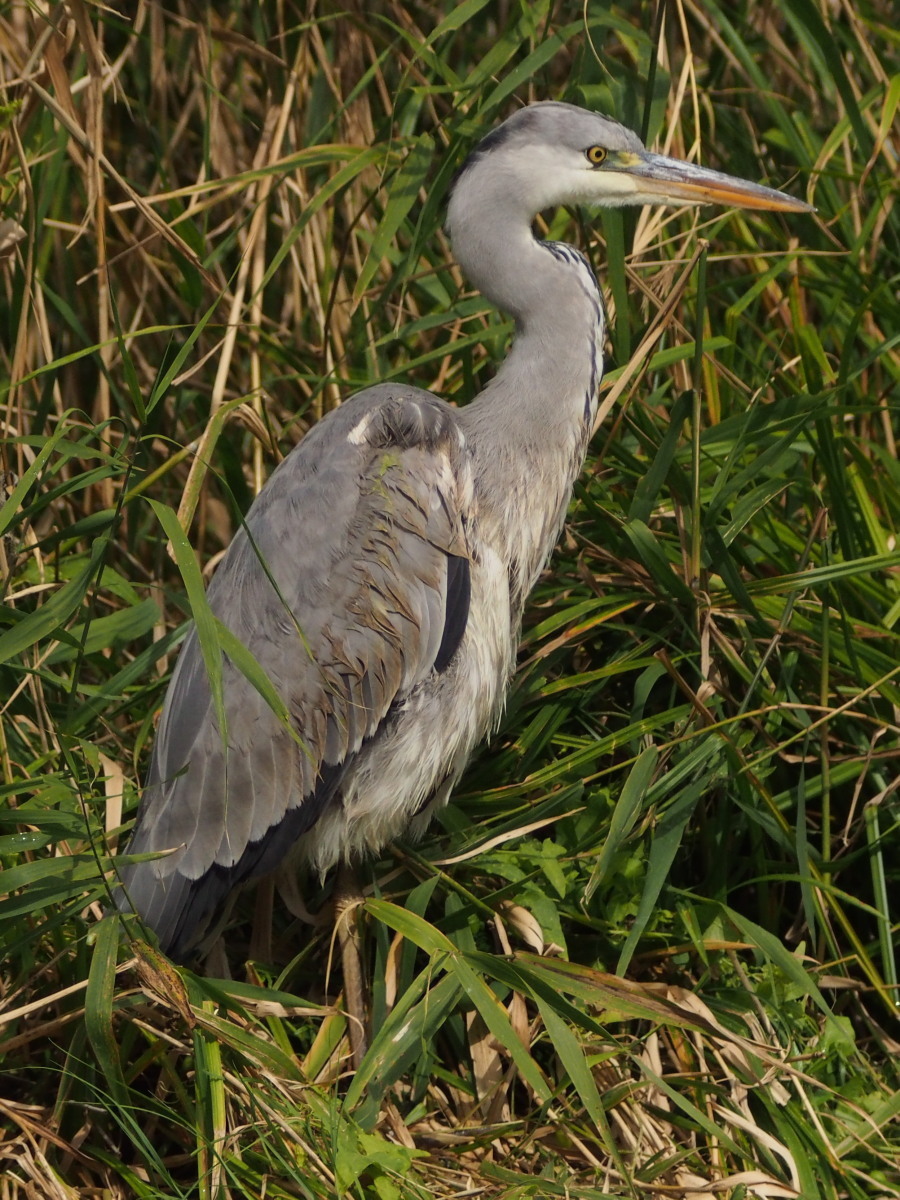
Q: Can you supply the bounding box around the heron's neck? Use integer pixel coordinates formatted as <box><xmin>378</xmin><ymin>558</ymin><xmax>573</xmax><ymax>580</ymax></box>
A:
<box><xmin>454</xmin><ymin>221</ymin><xmax>605</xmax><ymax>609</ymax></box>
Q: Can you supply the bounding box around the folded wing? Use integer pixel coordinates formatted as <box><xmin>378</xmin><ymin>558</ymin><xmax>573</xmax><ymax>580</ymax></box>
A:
<box><xmin>116</xmin><ymin>385</ymin><xmax>473</xmax><ymax>958</ymax></box>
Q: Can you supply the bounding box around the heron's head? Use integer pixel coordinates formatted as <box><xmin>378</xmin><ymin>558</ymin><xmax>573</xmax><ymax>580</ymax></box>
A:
<box><xmin>450</xmin><ymin>101</ymin><xmax>812</xmax><ymax>219</ymax></box>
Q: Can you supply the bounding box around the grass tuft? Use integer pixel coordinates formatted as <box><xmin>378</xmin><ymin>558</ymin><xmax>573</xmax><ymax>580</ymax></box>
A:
<box><xmin>1</xmin><ymin>1</ymin><xmax>898</xmax><ymax>1196</ymax></box>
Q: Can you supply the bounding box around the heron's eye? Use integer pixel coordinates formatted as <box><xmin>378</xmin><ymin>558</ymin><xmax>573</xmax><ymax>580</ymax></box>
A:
<box><xmin>586</xmin><ymin>145</ymin><xmax>608</xmax><ymax>166</ymax></box>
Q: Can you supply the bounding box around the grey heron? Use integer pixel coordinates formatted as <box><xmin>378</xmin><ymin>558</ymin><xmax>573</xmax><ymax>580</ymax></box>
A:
<box><xmin>115</xmin><ymin>102</ymin><xmax>809</xmax><ymax>971</ymax></box>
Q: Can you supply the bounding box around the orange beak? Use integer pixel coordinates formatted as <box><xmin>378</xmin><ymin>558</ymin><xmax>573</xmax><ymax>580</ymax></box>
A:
<box><xmin>611</xmin><ymin>149</ymin><xmax>813</xmax><ymax>213</ymax></box>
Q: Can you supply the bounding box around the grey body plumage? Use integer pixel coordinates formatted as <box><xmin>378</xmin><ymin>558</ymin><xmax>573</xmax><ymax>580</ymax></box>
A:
<box><xmin>116</xmin><ymin>103</ymin><xmax>810</xmax><ymax>959</ymax></box>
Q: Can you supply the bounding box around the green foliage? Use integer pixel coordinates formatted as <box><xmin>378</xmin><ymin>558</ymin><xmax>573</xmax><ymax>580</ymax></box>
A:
<box><xmin>1</xmin><ymin>1</ymin><xmax>899</xmax><ymax>1196</ymax></box>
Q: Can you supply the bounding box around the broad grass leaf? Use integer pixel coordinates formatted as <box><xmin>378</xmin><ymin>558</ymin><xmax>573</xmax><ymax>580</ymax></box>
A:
<box><xmin>585</xmin><ymin>744</ymin><xmax>658</xmax><ymax>901</ymax></box>
<box><xmin>0</xmin><ymin>538</ymin><xmax>107</xmax><ymax>664</ymax></box>
<box><xmin>85</xmin><ymin>915</ymin><xmax>128</xmax><ymax>1107</ymax></box>
<box><xmin>354</xmin><ymin>136</ymin><xmax>432</xmax><ymax>302</ymax></box>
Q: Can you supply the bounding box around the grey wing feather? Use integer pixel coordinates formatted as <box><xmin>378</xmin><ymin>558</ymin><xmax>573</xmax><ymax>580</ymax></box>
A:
<box><xmin>116</xmin><ymin>385</ymin><xmax>473</xmax><ymax>958</ymax></box>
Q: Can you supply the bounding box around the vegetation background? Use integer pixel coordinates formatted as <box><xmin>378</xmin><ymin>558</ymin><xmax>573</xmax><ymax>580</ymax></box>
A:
<box><xmin>1</xmin><ymin>0</ymin><xmax>898</xmax><ymax>1196</ymax></box>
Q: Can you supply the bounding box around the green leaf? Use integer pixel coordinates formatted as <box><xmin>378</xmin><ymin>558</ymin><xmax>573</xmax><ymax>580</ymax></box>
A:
<box><xmin>354</xmin><ymin>136</ymin><xmax>433</xmax><ymax>301</ymax></box>
<box><xmin>85</xmin><ymin>915</ymin><xmax>128</xmax><ymax>1106</ymax></box>
<box><xmin>0</xmin><ymin>538</ymin><xmax>107</xmax><ymax>665</ymax></box>
<box><xmin>585</xmin><ymin>745</ymin><xmax>658</xmax><ymax>901</ymax></box>
<box><xmin>149</xmin><ymin>499</ymin><xmax>228</xmax><ymax>751</ymax></box>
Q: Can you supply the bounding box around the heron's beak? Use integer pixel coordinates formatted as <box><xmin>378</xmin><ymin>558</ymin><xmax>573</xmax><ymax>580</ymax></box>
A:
<box><xmin>612</xmin><ymin>149</ymin><xmax>814</xmax><ymax>213</ymax></box>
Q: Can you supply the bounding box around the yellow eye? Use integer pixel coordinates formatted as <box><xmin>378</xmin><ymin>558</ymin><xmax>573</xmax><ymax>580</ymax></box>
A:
<box><xmin>586</xmin><ymin>145</ymin><xmax>607</xmax><ymax>166</ymax></box>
